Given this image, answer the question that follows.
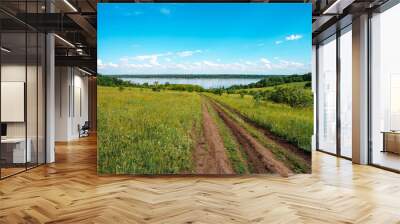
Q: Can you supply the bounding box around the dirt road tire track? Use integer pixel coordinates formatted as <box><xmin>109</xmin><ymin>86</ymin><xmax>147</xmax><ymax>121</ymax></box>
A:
<box><xmin>209</xmin><ymin>99</ymin><xmax>292</xmax><ymax>177</ymax></box>
<box><xmin>193</xmin><ymin>101</ymin><xmax>234</xmax><ymax>174</ymax></box>
<box><xmin>211</xmin><ymin>99</ymin><xmax>311</xmax><ymax>163</ymax></box>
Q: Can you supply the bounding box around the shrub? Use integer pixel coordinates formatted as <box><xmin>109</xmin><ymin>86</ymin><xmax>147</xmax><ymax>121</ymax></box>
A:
<box><xmin>253</xmin><ymin>92</ymin><xmax>263</xmax><ymax>105</ymax></box>
<box><xmin>268</xmin><ymin>86</ymin><xmax>313</xmax><ymax>107</ymax></box>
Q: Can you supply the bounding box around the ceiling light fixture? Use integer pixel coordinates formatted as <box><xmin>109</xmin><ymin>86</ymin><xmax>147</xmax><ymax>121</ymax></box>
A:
<box><xmin>63</xmin><ymin>0</ymin><xmax>78</xmax><ymax>12</ymax></box>
<box><xmin>54</xmin><ymin>34</ymin><xmax>75</xmax><ymax>48</ymax></box>
<box><xmin>322</xmin><ymin>0</ymin><xmax>341</xmax><ymax>15</ymax></box>
<box><xmin>78</xmin><ymin>67</ymin><xmax>93</xmax><ymax>76</ymax></box>
<box><xmin>322</xmin><ymin>0</ymin><xmax>354</xmax><ymax>15</ymax></box>
<box><xmin>1</xmin><ymin>47</ymin><xmax>11</xmax><ymax>53</ymax></box>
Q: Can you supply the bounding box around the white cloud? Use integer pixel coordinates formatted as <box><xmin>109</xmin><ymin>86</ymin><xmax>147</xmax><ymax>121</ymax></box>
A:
<box><xmin>260</xmin><ymin>58</ymin><xmax>271</xmax><ymax>64</ymax></box>
<box><xmin>275</xmin><ymin>40</ymin><xmax>283</xmax><ymax>45</ymax></box>
<box><xmin>133</xmin><ymin>53</ymin><xmax>173</xmax><ymax>66</ymax></box>
<box><xmin>245</xmin><ymin>61</ymin><xmax>255</xmax><ymax>66</ymax></box>
<box><xmin>126</xmin><ymin>63</ymin><xmax>152</xmax><ymax>69</ymax></box>
<box><xmin>285</xmin><ymin>34</ymin><xmax>303</xmax><ymax>41</ymax></box>
<box><xmin>175</xmin><ymin>64</ymin><xmax>188</xmax><ymax>70</ymax></box>
<box><xmin>97</xmin><ymin>59</ymin><xmax>104</xmax><ymax>69</ymax></box>
<box><xmin>119</xmin><ymin>57</ymin><xmax>129</xmax><ymax>63</ymax></box>
<box><xmin>203</xmin><ymin>60</ymin><xmax>219</xmax><ymax>67</ymax></box>
<box><xmin>278</xmin><ymin>60</ymin><xmax>304</xmax><ymax>68</ymax></box>
<box><xmin>160</xmin><ymin>8</ymin><xmax>171</xmax><ymax>15</ymax></box>
<box><xmin>176</xmin><ymin>50</ymin><xmax>202</xmax><ymax>57</ymax></box>
<box><xmin>109</xmin><ymin>62</ymin><xmax>119</xmax><ymax>68</ymax></box>
<box><xmin>260</xmin><ymin>58</ymin><xmax>272</xmax><ymax>69</ymax></box>
<box><xmin>133</xmin><ymin>55</ymin><xmax>160</xmax><ymax>66</ymax></box>
<box><xmin>148</xmin><ymin>56</ymin><xmax>160</xmax><ymax>66</ymax></box>
<box><xmin>98</xmin><ymin>59</ymin><xmax>119</xmax><ymax>68</ymax></box>
<box><xmin>99</xmin><ymin>53</ymin><xmax>309</xmax><ymax>75</ymax></box>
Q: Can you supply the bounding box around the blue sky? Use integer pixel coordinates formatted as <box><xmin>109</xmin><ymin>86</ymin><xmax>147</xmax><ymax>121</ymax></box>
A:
<box><xmin>98</xmin><ymin>3</ymin><xmax>311</xmax><ymax>75</ymax></box>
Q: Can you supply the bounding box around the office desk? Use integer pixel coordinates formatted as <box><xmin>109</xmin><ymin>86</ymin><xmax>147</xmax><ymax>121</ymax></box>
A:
<box><xmin>1</xmin><ymin>138</ymin><xmax>31</xmax><ymax>163</ymax></box>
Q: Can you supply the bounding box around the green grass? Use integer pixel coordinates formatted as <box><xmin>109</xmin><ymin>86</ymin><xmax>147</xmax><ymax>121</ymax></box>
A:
<box><xmin>213</xmin><ymin>103</ymin><xmax>310</xmax><ymax>173</ymax></box>
<box><xmin>98</xmin><ymin>86</ymin><xmax>202</xmax><ymax>174</ymax></box>
<box><xmin>205</xmin><ymin>101</ymin><xmax>250</xmax><ymax>174</ymax></box>
<box><xmin>206</xmin><ymin>93</ymin><xmax>313</xmax><ymax>152</ymax></box>
<box><xmin>97</xmin><ymin>82</ymin><xmax>312</xmax><ymax>174</ymax></box>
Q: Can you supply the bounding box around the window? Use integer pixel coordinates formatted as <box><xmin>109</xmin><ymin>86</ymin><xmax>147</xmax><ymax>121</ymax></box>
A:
<box><xmin>370</xmin><ymin>3</ymin><xmax>400</xmax><ymax>171</ymax></box>
<box><xmin>339</xmin><ymin>26</ymin><xmax>352</xmax><ymax>158</ymax></box>
<box><xmin>317</xmin><ymin>35</ymin><xmax>337</xmax><ymax>154</ymax></box>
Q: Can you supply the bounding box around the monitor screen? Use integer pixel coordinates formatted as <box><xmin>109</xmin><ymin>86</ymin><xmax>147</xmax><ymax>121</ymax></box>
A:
<box><xmin>1</xmin><ymin>123</ymin><xmax>7</xmax><ymax>137</ymax></box>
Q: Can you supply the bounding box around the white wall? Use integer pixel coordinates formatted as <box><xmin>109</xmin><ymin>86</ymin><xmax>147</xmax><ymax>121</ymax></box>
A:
<box><xmin>1</xmin><ymin>65</ymin><xmax>26</xmax><ymax>139</ymax></box>
<box><xmin>55</xmin><ymin>67</ymin><xmax>89</xmax><ymax>141</ymax></box>
<box><xmin>1</xmin><ymin>64</ymin><xmax>42</xmax><ymax>138</ymax></box>
<box><xmin>55</xmin><ymin>66</ymin><xmax>70</xmax><ymax>141</ymax></box>
<box><xmin>1</xmin><ymin>63</ymin><xmax>46</xmax><ymax>164</ymax></box>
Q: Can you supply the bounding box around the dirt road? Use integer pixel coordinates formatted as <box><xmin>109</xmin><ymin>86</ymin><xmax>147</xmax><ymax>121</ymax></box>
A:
<box><xmin>193</xmin><ymin>96</ymin><xmax>294</xmax><ymax>177</ymax></box>
<box><xmin>193</xmin><ymin>101</ymin><xmax>234</xmax><ymax>174</ymax></box>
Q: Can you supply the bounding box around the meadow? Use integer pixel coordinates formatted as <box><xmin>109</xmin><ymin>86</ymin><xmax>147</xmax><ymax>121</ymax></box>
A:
<box><xmin>98</xmin><ymin>86</ymin><xmax>202</xmax><ymax>174</ymax></box>
<box><xmin>206</xmin><ymin>93</ymin><xmax>313</xmax><ymax>152</ymax></box>
<box><xmin>98</xmin><ymin>74</ymin><xmax>313</xmax><ymax>174</ymax></box>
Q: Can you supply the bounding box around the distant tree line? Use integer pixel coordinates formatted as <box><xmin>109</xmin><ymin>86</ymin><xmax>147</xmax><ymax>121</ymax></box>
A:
<box><xmin>97</xmin><ymin>75</ymin><xmax>206</xmax><ymax>92</ymax></box>
<box><xmin>97</xmin><ymin>73</ymin><xmax>313</xmax><ymax>107</ymax></box>
<box><xmin>226</xmin><ymin>73</ymin><xmax>311</xmax><ymax>90</ymax></box>
<box><xmin>97</xmin><ymin>75</ymin><xmax>137</xmax><ymax>87</ymax></box>
<box><xmin>113</xmin><ymin>74</ymin><xmax>272</xmax><ymax>79</ymax></box>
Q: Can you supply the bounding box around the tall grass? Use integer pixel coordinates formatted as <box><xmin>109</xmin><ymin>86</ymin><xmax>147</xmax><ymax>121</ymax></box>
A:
<box><xmin>206</xmin><ymin>93</ymin><xmax>313</xmax><ymax>152</ymax></box>
<box><xmin>215</xmin><ymin>104</ymin><xmax>310</xmax><ymax>173</ymax></box>
<box><xmin>98</xmin><ymin>86</ymin><xmax>202</xmax><ymax>174</ymax></box>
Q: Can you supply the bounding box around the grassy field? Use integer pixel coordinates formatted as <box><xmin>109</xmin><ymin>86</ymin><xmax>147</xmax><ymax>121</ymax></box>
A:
<box><xmin>98</xmin><ymin>79</ymin><xmax>313</xmax><ymax>175</ymax></box>
<box><xmin>98</xmin><ymin>86</ymin><xmax>202</xmax><ymax>174</ymax></box>
<box><xmin>206</xmin><ymin>93</ymin><xmax>313</xmax><ymax>152</ymax></box>
<box><xmin>211</xmin><ymin>102</ymin><xmax>311</xmax><ymax>173</ymax></box>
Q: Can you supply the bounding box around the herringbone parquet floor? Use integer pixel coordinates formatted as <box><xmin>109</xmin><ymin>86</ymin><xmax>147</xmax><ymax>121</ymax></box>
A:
<box><xmin>1</xmin><ymin>135</ymin><xmax>400</xmax><ymax>224</ymax></box>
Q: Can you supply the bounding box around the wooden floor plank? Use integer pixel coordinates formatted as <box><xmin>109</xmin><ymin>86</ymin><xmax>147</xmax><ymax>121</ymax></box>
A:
<box><xmin>0</xmin><ymin>135</ymin><xmax>399</xmax><ymax>223</ymax></box>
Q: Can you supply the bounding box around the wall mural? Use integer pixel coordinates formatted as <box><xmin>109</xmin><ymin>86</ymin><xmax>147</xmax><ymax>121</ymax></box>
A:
<box><xmin>97</xmin><ymin>3</ymin><xmax>312</xmax><ymax>176</ymax></box>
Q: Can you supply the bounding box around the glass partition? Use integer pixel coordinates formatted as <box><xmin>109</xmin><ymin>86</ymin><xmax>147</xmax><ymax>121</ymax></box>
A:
<box><xmin>1</xmin><ymin>30</ymin><xmax>28</xmax><ymax>177</ymax></box>
<box><xmin>38</xmin><ymin>32</ymin><xmax>45</xmax><ymax>165</ymax></box>
<box><xmin>317</xmin><ymin>35</ymin><xmax>337</xmax><ymax>154</ymax></box>
<box><xmin>370</xmin><ymin>3</ymin><xmax>400</xmax><ymax>171</ymax></box>
<box><xmin>0</xmin><ymin>1</ymin><xmax>46</xmax><ymax>179</ymax></box>
<box><xmin>27</xmin><ymin>30</ymin><xmax>38</xmax><ymax>169</ymax></box>
<box><xmin>339</xmin><ymin>26</ymin><xmax>352</xmax><ymax>158</ymax></box>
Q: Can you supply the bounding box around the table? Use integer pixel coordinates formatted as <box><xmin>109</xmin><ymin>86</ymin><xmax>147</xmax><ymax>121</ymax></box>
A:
<box><xmin>1</xmin><ymin>138</ymin><xmax>32</xmax><ymax>164</ymax></box>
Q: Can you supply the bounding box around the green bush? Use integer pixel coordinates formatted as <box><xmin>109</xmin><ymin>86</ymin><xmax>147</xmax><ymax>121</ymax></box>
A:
<box><xmin>227</xmin><ymin>73</ymin><xmax>311</xmax><ymax>90</ymax></box>
<box><xmin>268</xmin><ymin>86</ymin><xmax>313</xmax><ymax>107</ymax></box>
